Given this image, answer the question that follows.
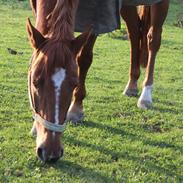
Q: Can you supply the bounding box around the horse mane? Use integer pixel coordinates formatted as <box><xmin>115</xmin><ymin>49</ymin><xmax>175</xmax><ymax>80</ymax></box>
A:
<box><xmin>31</xmin><ymin>0</ymin><xmax>79</xmax><ymax>76</ymax></box>
<box><xmin>48</xmin><ymin>0</ymin><xmax>79</xmax><ymax>41</ymax></box>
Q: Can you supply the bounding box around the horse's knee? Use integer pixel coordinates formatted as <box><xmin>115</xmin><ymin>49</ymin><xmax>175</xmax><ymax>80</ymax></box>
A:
<box><xmin>147</xmin><ymin>27</ymin><xmax>162</xmax><ymax>52</ymax></box>
<box><xmin>75</xmin><ymin>49</ymin><xmax>94</xmax><ymax>100</ymax></box>
<box><xmin>77</xmin><ymin>50</ymin><xmax>93</xmax><ymax>71</ymax></box>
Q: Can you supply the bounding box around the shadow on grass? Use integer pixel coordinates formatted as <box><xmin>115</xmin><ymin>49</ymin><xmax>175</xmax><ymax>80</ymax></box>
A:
<box><xmin>162</xmin><ymin>39</ymin><xmax>183</xmax><ymax>48</ymax></box>
<box><xmin>81</xmin><ymin>121</ymin><xmax>183</xmax><ymax>153</ymax></box>
<box><xmin>65</xmin><ymin>134</ymin><xmax>182</xmax><ymax>180</ymax></box>
<box><xmin>153</xmin><ymin>99</ymin><xmax>183</xmax><ymax>115</ymax></box>
<box><xmin>56</xmin><ymin>160</ymin><xmax>114</xmax><ymax>183</ymax></box>
<box><xmin>152</xmin><ymin>106</ymin><xmax>180</xmax><ymax>115</ymax></box>
<box><xmin>156</xmin><ymin>99</ymin><xmax>183</xmax><ymax>107</ymax></box>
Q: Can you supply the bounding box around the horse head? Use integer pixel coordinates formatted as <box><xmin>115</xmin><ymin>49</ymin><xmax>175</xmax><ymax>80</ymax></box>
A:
<box><xmin>27</xmin><ymin>19</ymin><xmax>91</xmax><ymax>162</ymax></box>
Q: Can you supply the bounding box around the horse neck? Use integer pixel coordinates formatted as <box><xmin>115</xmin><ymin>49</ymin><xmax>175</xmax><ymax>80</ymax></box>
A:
<box><xmin>49</xmin><ymin>0</ymin><xmax>79</xmax><ymax>41</ymax></box>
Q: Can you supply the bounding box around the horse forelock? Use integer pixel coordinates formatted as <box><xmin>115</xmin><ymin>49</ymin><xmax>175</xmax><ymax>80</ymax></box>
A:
<box><xmin>31</xmin><ymin>40</ymin><xmax>73</xmax><ymax>77</ymax></box>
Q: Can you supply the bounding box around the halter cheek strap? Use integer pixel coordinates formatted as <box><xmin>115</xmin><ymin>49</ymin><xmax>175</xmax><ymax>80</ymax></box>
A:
<box><xmin>28</xmin><ymin>57</ymin><xmax>67</xmax><ymax>133</ymax></box>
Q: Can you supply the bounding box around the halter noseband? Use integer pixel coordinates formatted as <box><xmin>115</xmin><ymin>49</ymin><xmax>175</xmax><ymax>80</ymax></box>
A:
<box><xmin>33</xmin><ymin>113</ymin><xmax>66</xmax><ymax>133</ymax></box>
<box><xmin>28</xmin><ymin>54</ymin><xmax>67</xmax><ymax>133</ymax></box>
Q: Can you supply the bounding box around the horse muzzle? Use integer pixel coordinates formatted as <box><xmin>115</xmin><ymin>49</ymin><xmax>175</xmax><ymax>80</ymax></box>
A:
<box><xmin>36</xmin><ymin>146</ymin><xmax>64</xmax><ymax>163</ymax></box>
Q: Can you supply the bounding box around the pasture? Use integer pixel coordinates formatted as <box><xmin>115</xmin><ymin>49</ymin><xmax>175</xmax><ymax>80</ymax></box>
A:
<box><xmin>0</xmin><ymin>0</ymin><xmax>183</xmax><ymax>182</ymax></box>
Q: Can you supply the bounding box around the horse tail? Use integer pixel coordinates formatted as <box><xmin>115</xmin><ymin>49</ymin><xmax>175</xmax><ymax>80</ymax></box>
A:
<box><xmin>48</xmin><ymin>0</ymin><xmax>79</xmax><ymax>40</ymax></box>
<box><xmin>139</xmin><ymin>6</ymin><xmax>151</xmax><ymax>68</ymax></box>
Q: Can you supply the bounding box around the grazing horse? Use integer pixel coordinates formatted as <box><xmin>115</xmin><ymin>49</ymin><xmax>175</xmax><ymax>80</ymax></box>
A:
<box><xmin>28</xmin><ymin>0</ymin><xmax>92</xmax><ymax>162</ymax></box>
<box><xmin>27</xmin><ymin>0</ymin><xmax>169</xmax><ymax>162</ymax></box>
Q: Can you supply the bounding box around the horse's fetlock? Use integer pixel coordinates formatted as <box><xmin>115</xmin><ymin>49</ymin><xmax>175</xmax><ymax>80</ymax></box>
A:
<box><xmin>131</xmin><ymin>72</ymin><xmax>140</xmax><ymax>81</ymax></box>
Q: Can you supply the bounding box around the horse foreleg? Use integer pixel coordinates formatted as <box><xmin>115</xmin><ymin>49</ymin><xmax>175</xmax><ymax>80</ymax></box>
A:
<box><xmin>138</xmin><ymin>0</ymin><xmax>169</xmax><ymax>109</ymax></box>
<box><xmin>67</xmin><ymin>34</ymin><xmax>97</xmax><ymax>123</ymax></box>
<box><xmin>121</xmin><ymin>6</ymin><xmax>141</xmax><ymax>97</ymax></box>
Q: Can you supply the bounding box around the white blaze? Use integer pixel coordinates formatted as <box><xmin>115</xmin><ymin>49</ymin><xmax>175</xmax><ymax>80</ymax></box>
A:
<box><xmin>51</xmin><ymin>68</ymin><xmax>66</xmax><ymax>137</ymax></box>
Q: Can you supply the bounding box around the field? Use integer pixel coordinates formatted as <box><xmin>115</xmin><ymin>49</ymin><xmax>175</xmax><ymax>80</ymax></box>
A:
<box><xmin>0</xmin><ymin>1</ymin><xmax>183</xmax><ymax>182</ymax></box>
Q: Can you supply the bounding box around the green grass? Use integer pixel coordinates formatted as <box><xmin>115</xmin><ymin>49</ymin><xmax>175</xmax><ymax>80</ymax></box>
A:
<box><xmin>0</xmin><ymin>1</ymin><xmax>183</xmax><ymax>182</ymax></box>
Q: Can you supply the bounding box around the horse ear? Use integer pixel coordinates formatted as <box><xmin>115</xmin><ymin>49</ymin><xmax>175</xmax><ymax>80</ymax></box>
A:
<box><xmin>26</xmin><ymin>18</ymin><xmax>46</xmax><ymax>49</ymax></box>
<box><xmin>72</xmin><ymin>27</ymin><xmax>93</xmax><ymax>55</ymax></box>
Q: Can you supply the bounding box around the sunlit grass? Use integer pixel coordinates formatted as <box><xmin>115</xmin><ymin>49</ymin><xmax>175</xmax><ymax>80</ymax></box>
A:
<box><xmin>0</xmin><ymin>1</ymin><xmax>183</xmax><ymax>182</ymax></box>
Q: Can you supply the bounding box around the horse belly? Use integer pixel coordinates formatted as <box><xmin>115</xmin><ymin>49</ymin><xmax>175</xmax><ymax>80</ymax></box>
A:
<box><xmin>123</xmin><ymin>0</ymin><xmax>162</xmax><ymax>6</ymax></box>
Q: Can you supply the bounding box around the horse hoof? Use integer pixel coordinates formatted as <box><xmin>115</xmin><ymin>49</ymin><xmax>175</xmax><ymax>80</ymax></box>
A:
<box><xmin>137</xmin><ymin>100</ymin><xmax>152</xmax><ymax>110</ymax></box>
<box><xmin>66</xmin><ymin>111</ymin><xmax>84</xmax><ymax>124</ymax></box>
<box><xmin>123</xmin><ymin>88</ymin><xmax>138</xmax><ymax>97</ymax></box>
<box><xmin>137</xmin><ymin>85</ymin><xmax>153</xmax><ymax>109</ymax></box>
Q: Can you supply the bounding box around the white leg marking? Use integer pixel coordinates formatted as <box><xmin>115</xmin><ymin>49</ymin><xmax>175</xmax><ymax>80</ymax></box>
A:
<box><xmin>138</xmin><ymin>85</ymin><xmax>153</xmax><ymax>109</ymax></box>
<box><xmin>51</xmin><ymin>68</ymin><xmax>66</xmax><ymax>137</ymax></box>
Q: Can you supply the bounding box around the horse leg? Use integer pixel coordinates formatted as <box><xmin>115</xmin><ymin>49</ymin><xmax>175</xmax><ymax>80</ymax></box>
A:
<box><xmin>137</xmin><ymin>0</ymin><xmax>169</xmax><ymax>109</ymax></box>
<box><xmin>121</xmin><ymin>6</ymin><xmax>141</xmax><ymax>97</ymax></box>
<box><xmin>67</xmin><ymin>34</ymin><xmax>97</xmax><ymax>123</ymax></box>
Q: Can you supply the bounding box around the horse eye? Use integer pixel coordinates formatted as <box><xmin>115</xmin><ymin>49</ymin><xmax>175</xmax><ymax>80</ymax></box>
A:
<box><xmin>33</xmin><ymin>77</ymin><xmax>44</xmax><ymax>88</ymax></box>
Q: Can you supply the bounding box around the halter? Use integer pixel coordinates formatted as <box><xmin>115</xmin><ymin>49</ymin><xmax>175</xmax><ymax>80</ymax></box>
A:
<box><xmin>33</xmin><ymin>114</ymin><xmax>66</xmax><ymax>133</ymax></box>
<box><xmin>28</xmin><ymin>54</ymin><xmax>67</xmax><ymax>133</ymax></box>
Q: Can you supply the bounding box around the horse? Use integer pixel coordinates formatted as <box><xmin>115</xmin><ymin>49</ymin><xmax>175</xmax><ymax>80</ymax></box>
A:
<box><xmin>27</xmin><ymin>0</ymin><xmax>93</xmax><ymax>162</ymax></box>
<box><xmin>27</xmin><ymin>0</ymin><xmax>169</xmax><ymax>162</ymax></box>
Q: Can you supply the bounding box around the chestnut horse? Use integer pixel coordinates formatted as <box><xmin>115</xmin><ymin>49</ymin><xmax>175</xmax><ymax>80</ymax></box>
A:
<box><xmin>28</xmin><ymin>0</ymin><xmax>169</xmax><ymax>162</ymax></box>
<box><xmin>28</xmin><ymin>0</ymin><xmax>92</xmax><ymax>162</ymax></box>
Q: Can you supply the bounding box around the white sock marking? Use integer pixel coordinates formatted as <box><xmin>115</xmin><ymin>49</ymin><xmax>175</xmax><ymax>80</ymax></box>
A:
<box><xmin>51</xmin><ymin>68</ymin><xmax>66</xmax><ymax>137</ymax></box>
<box><xmin>139</xmin><ymin>85</ymin><xmax>153</xmax><ymax>103</ymax></box>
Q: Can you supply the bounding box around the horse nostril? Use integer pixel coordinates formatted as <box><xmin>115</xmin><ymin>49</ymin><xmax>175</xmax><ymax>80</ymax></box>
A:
<box><xmin>37</xmin><ymin>147</ymin><xmax>46</xmax><ymax>162</ymax></box>
<box><xmin>49</xmin><ymin>157</ymin><xmax>60</xmax><ymax>163</ymax></box>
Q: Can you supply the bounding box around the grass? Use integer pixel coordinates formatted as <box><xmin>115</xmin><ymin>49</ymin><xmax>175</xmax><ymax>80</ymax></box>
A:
<box><xmin>0</xmin><ymin>1</ymin><xmax>183</xmax><ymax>182</ymax></box>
